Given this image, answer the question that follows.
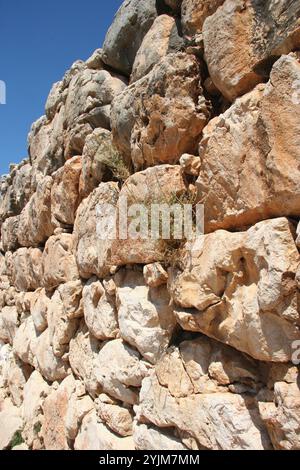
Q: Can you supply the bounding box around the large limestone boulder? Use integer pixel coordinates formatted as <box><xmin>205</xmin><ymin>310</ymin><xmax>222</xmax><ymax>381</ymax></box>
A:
<box><xmin>203</xmin><ymin>0</ymin><xmax>300</xmax><ymax>101</ymax></box>
<box><xmin>102</xmin><ymin>165</ymin><xmax>187</xmax><ymax>269</ymax></box>
<box><xmin>28</xmin><ymin>111</ymin><xmax>65</xmax><ymax>176</ymax></box>
<box><xmin>0</xmin><ymin>406</ymin><xmax>23</xmax><ymax>450</ymax></box>
<box><xmin>182</xmin><ymin>0</ymin><xmax>225</xmax><ymax>36</ymax></box>
<box><xmin>131</xmin><ymin>15</ymin><xmax>183</xmax><ymax>83</ymax></box>
<box><xmin>42</xmin><ymin>375</ymin><xmax>76</xmax><ymax>450</ymax></box>
<box><xmin>8</xmin><ymin>248</ymin><xmax>43</xmax><ymax>292</ymax></box>
<box><xmin>259</xmin><ymin>381</ymin><xmax>300</xmax><ymax>450</ymax></box>
<box><xmin>0</xmin><ymin>306</ymin><xmax>19</xmax><ymax>345</ymax></box>
<box><xmin>111</xmin><ymin>53</ymin><xmax>210</xmax><ymax>170</ymax></box>
<box><xmin>197</xmin><ymin>55</ymin><xmax>300</xmax><ymax>231</ymax></box>
<box><xmin>65</xmin><ymin>389</ymin><xmax>94</xmax><ymax>441</ymax></box>
<box><xmin>74</xmin><ymin>182</ymin><xmax>119</xmax><ymax>279</ymax></box>
<box><xmin>51</xmin><ymin>156</ymin><xmax>82</xmax><ymax>227</ymax></box>
<box><xmin>170</xmin><ymin>218</ymin><xmax>300</xmax><ymax>362</ymax></box>
<box><xmin>34</xmin><ymin>329</ymin><xmax>70</xmax><ymax>382</ymax></box>
<box><xmin>115</xmin><ymin>270</ymin><xmax>176</xmax><ymax>364</ymax></box>
<box><xmin>69</xmin><ymin>321</ymin><xmax>102</xmax><ymax>398</ymax></box>
<box><xmin>17</xmin><ymin>176</ymin><xmax>55</xmax><ymax>247</ymax></box>
<box><xmin>95</xmin><ymin>395</ymin><xmax>133</xmax><ymax>437</ymax></box>
<box><xmin>83</xmin><ymin>277</ymin><xmax>118</xmax><ymax>340</ymax></box>
<box><xmin>74</xmin><ymin>409</ymin><xmax>135</xmax><ymax>450</ymax></box>
<box><xmin>102</xmin><ymin>0</ymin><xmax>158</xmax><ymax>76</ymax></box>
<box><xmin>136</xmin><ymin>338</ymin><xmax>271</xmax><ymax>450</ymax></box>
<box><xmin>1</xmin><ymin>216</ymin><xmax>19</xmax><ymax>252</ymax></box>
<box><xmin>13</xmin><ymin>317</ymin><xmax>38</xmax><ymax>368</ymax></box>
<box><xmin>42</xmin><ymin>234</ymin><xmax>79</xmax><ymax>289</ymax></box>
<box><xmin>30</xmin><ymin>288</ymin><xmax>51</xmax><ymax>333</ymax></box>
<box><xmin>95</xmin><ymin>339</ymin><xmax>150</xmax><ymax>405</ymax></box>
<box><xmin>2</xmin><ymin>350</ymin><xmax>31</xmax><ymax>407</ymax></box>
<box><xmin>133</xmin><ymin>423</ymin><xmax>187</xmax><ymax>450</ymax></box>
<box><xmin>22</xmin><ymin>371</ymin><xmax>51</xmax><ymax>448</ymax></box>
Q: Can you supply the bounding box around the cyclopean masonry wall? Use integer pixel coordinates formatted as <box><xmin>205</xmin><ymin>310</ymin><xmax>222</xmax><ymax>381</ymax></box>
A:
<box><xmin>0</xmin><ymin>0</ymin><xmax>300</xmax><ymax>451</ymax></box>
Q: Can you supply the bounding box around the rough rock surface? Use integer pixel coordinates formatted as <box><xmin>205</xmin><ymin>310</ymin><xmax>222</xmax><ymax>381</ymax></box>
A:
<box><xmin>1</xmin><ymin>0</ymin><xmax>300</xmax><ymax>452</ymax></box>
<box><xmin>203</xmin><ymin>0</ymin><xmax>300</xmax><ymax>101</ymax></box>
<box><xmin>111</xmin><ymin>53</ymin><xmax>210</xmax><ymax>170</ymax></box>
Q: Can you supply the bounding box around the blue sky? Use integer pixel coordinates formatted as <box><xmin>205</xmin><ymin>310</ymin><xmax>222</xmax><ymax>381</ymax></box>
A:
<box><xmin>0</xmin><ymin>0</ymin><xmax>123</xmax><ymax>175</ymax></box>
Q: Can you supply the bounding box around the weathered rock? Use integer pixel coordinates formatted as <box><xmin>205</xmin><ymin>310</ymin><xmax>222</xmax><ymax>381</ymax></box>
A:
<box><xmin>9</xmin><ymin>248</ymin><xmax>43</xmax><ymax>292</ymax></box>
<box><xmin>13</xmin><ymin>317</ymin><xmax>38</xmax><ymax>368</ymax></box>
<box><xmin>47</xmin><ymin>288</ymin><xmax>80</xmax><ymax>358</ymax></box>
<box><xmin>42</xmin><ymin>234</ymin><xmax>79</xmax><ymax>289</ymax></box>
<box><xmin>0</xmin><ymin>306</ymin><xmax>19</xmax><ymax>345</ymax></box>
<box><xmin>22</xmin><ymin>371</ymin><xmax>51</xmax><ymax>447</ymax></box>
<box><xmin>198</xmin><ymin>55</ymin><xmax>300</xmax><ymax>231</ymax></box>
<box><xmin>143</xmin><ymin>263</ymin><xmax>168</xmax><ymax>288</ymax></box>
<box><xmin>133</xmin><ymin>423</ymin><xmax>187</xmax><ymax>450</ymax></box>
<box><xmin>111</xmin><ymin>53</ymin><xmax>210</xmax><ymax>170</ymax></box>
<box><xmin>96</xmin><ymin>399</ymin><xmax>133</xmax><ymax>437</ymax></box>
<box><xmin>18</xmin><ymin>176</ymin><xmax>55</xmax><ymax>247</ymax></box>
<box><xmin>136</xmin><ymin>340</ymin><xmax>271</xmax><ymax>450</ymax></box>
<box><xmin>0</xmin><ymin>406</ymin><xmax>23</xmax><ymax>450</ymax></box>
<box><xmin>42</xmin><ymin>375</ymin><xmax>76</xmax><ymax>450</ymax></box>
<box><xmin>170</xmin><ymin>218</ymin><xmax>300</xmax><ymax>362</ymax></box>
<box><xmin>2</xmin><ymin>351</ymin><xmax>31</xmax><ymax>407</ymax></box>
<box><xmin>74</xmin><ymin>182</ymin><xmax>119</xmax><ymax>279</ymax></box>
<box><xmin>179</xmin><ymin>154</ymin><xmax>201</xmax><ymax>176</ymax></box>
<box><xmin>131</xmin><ymin>15</ymin><xmax>183</xmax><ymax>83</ymax></box>
<box><xmin>116</xmin><ymin>270</ymin><xmax>176</xmax><ymax>364</ymax></box>
<box><xmin>182</xmin><ymin>0</ymin><xmax>225</xmax><ymax>36</ymax></box>
<box><xmin>65</xmin><ymin>391</ymin><xmax>94</xmax><ymax>441</ymax></box>
<box><xmin>1</xmin><ymin>216</ymin><xmax>19</xmax><ymax>251</ymax></box>
<box><xmin>80</xmin><ymin>129</ymin><xmax>111</xmax><ymax>197</ymax></box>
<box><xmin>69</xmin><ymin>321</ymin><xmax>102</xmax><ymax>397</ymax></box>
<box><xmin>28</xmin><ymin>111</ymin><xmax>65</xmax><ymax>175</ymax></box>
<box><xmin>102</xmin><ymin>0</ymin><xmax>158</xmax><ymax>76</ymax></box>
<box><xmin>34</xmin><ymin>329</ymin><xmax>70</xmax><ymax>382</ymax></box>
<box><xmin>51</xmin><ymin>156</ymin><xmax>82</xmax><ymax>226</ymax></box>
<box><xmin>104</xmin><ymin>165</ymin><xmax>187</xmax><ymax>268</ymax></box>
<box><xmin>30</xmin><ymin>288</ymin><xmax>51</xmax><ymax>333</ymax></box>
<box><xmin>74</xmin><ymin>409</ymin><xmax>135</xmax><ymax>450</ymax></box>
<box><xmin>95</xmin><ymin>339</ymin><xmax>149</xmax><ymax>405</ymax></box>
<box><xmin>203</xmin><ymin>0</ymin><xmax>300</xmax><ymax>101</ymax></box>
<box><xmin>83</xmin><ymin>277</ymin><xmax>118</xmax><ymax>340</ymax></box>
<box><xmin>259</xmin><ymin>381</ymin><xmax>300</xmax><ymax>450</ymax></box>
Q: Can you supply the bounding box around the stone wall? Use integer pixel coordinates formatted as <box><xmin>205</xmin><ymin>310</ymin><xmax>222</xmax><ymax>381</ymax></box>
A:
<box><xmin>0</xmin><ymin>0</ymin><xmax>299</xmax><ymax>451</ymax></box>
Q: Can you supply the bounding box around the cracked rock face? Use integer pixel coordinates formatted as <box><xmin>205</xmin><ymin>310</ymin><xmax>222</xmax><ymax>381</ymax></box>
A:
<box><xmin>111</xmin><ymin>53</ymin><xmax>210</xmax><ymax>170</ymax></box>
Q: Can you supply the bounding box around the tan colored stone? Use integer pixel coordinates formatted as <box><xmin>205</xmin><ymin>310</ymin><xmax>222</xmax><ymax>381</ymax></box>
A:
<box><xmin>0</xmin><ymin>406</ymin><xmax>23</xmax><ymax>450</ymax></box>
<box><xmin>182</xmin><ymin>0</ymin><xmax>225</xmax><ymax>36</ymax></box>
<box><xmin>74</xmin><ymin>409</ymin><xmax>135</xmax><ymax>450</ymax></box>
<box><xmin>111</xmin><ymin>53</ymin><xmax>210</xmax><ymax>170</ymax></box>
<box><xmin>42</xmin><ymin>375</ymin><xmax>76</xmax><ymax>450</ymax></box>
<box><xmin>170</xmin><ymin>218</ymin><xmax>300</xmax><ymax>362</ymax></box>
<box><xmin>69</xmin><ymin>321</ymin><xmax>102</xmax><ymax>398</ymax></box>
<box><xmin>43</xmin><ymin>234</ymin><xmax>79</xmax><ymax>289</ymax></box>
<box><xmin>95</xmin><ymin>339</ymin><xmax>149</xmax><ymax>405</ymax></box>
<box><xmin>34</xmin><ymin>329</ymin><xmax>70</xmax><ymax>382</ymax></box>
<box><xmin>83</xmin><ymin>277</ymin><xmax>118</xmax><ymax>340</ymax></box>
<box><xmin>13</xmin><ymin>317</ymin><xmax>38</xmax><ymax>368</ymax></box>
<box><xmin>65</xmin><ymin>392</ymin><xmax>94</xmax><ymax>441</ymax></box>
<box><xmin>30</xmin><ymin>288</ymin><xmax>51</xmax><ymax>333</ymax></box>
<box><xmin>143</xmin><ymin>263</ymin><xmax>168</xmax><ymax>288</ymax></box>
<box><xmin>197</xmin><ymin>56</ymin><xmax>300</xmax><ymax>231</ymax></box>
<box><xmin>2</xmin><ymin>352</ymin><xmax>31</xmax><ymax>407</ymax></box>
<box><xmin>96</xmin><ymin>401</ymin><xmax>133</xmax><ymax>437</ymax></box>
<box><xmin>18</xmin><ymin>176</ymin><xmax>56</xmax><ymax>247</ymax></box>
<box><xmin>203</xmin><ymin>0</ymin><xmax>300</xmax><ymax>101</ymax></box>
<box><xmin>74</xmin><ymin>182</ymin><xmax>119</xmax><ymax>279</ymax></box>
<box><xmin>179</xmin><ymin>154</ymin><xmax>201</xmax><ymax>177</ymax></box>
<box><xmin>9</xmin><ymin>248</ymin><xmax>43</xmax><ymax>292</ymax></box>
<box><xmin>1</xmin><ymin>216</ymin><xmax>19</xmax><ymax>251</ymax></box>
<box><xmin>259</xmin><ymin>381</ymin><xmax>300</xmax><ymax>450</ymax></box>
<box><xmin>22</xmin><ymin>371</ymin><xmax>51</xmax><ymax>447</ymax></box>
<box><xmin>0</xmin><ymin>306</ymin><xmax>19</xmax><ymax>345</ymax></box>
<box><xmin>116</xmin><ymin>270</ymin><xmax>176</xmax><ymax>364</ymax></box>
<box><xmin>51</xmin><ymin>156</ymin><xmax>82</xmax><ymax>226</ymax></box>
<box><xmin>131</xmin><ymin>15</ymin><xmax>183</xmax><ymax>83</ymax></box>
<box><xmin>133</xmin><ymin>422</ymin><xmax>187</xmax><ymax>450</ymax></box>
